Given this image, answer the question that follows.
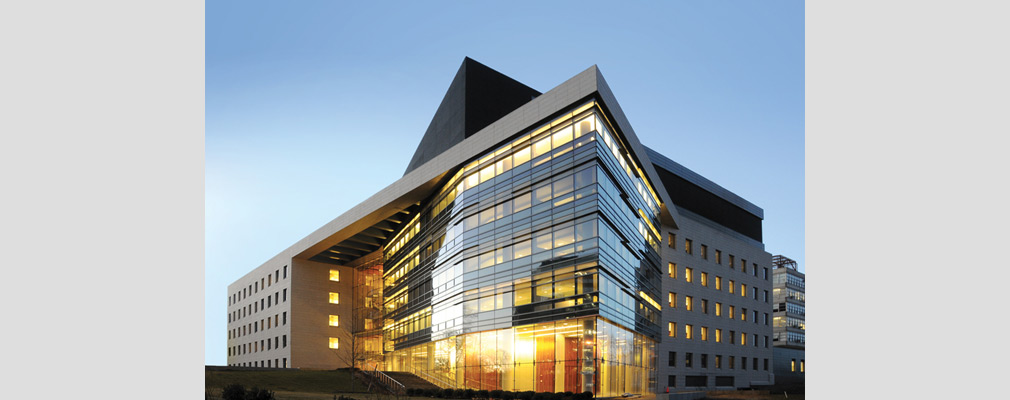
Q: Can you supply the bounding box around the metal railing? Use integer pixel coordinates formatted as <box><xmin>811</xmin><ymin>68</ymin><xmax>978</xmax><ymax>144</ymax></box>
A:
<box><xmin>363</xmin><ymin>366</ymin><xmax>406</xmax><ymax>395</ymax></box>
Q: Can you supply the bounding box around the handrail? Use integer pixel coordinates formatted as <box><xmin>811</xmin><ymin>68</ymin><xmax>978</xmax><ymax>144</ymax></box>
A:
<box><xmin>415</xmin><ymin>369</ymin><xmax>456</xmax><ymax>389</ymax></box>
<box><xmin>364</xmin><ymin>367</ymin><xmax>406</xmax><ymax>395</ymax></box>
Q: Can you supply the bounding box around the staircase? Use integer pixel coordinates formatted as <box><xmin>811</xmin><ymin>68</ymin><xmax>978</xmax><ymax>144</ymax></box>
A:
<box><xmin>382</xmin><ymin>371</ymin><xmax>443</xmax><ymax>391</ymax></box>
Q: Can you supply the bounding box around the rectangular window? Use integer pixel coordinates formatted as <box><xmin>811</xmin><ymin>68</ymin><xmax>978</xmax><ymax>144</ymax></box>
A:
<box><xmin>715</xmin><ymin>328</ymin><xmax>722</xmax><ymax>343</ymax></box>
<box><xmin>685</xmin><ymin>267</ymin><xmax>693</xmax><ymax>283</ymax></box>
<box><xmin>283</xmin><ymin>266</ymin><xmax>287</xmax><ymax>279</ymax></box>
<box><xmin>685</xmin><ymin>324</ymin><xmax>693</xmax><ymax>339</ymax></box>
<box><xmin>764</xmin><ymin>267</ymin><xmax>769</xmax><ymax>280</ymax></box>
<box><xmin>729</xmin><ymin>356</ymin><xmax>735</xmax><ymax>369</ymax></box>
<box><xmin>668</xmin><ymin>352</ymin><xmax>676</xmax><ymax>367</ymax></box>
<box><xmin>329</xmin><ymin>315</ymin><xmax>339</xmax><ymax>327</ymax></box>
<box><xmin>791</xmin><ymin>359</ymin><xmax>796</xmax><ymax>372</ymax></box>
<box><xmin>729</xmin><ymin>255</ymin><xmax>735</xmax><ymax>269</ymax></box>
<box><xmin>715</xmin><ymin>276</ymin><xmax>722</xmax><ymax>290</ymax></box>
<box><xmin>742</xmin><ymin>308</ymin><xmax>747</xmax><ymax>321</ymax></box>
<box><xmin>801</xmin><ymin>360</ymin><xmax>805</xmax><ymax>372</ymax></box>
<box><xmin>729</xmin><ymin>280</ymin><xmax>735</xmax><ymax>294</ymax></box>
<box><xmin>668</xmin><ymin>262</ymin><xmax>676</xmax><ymax>279</ymax></box>
<box><xmin>283</xmin><ymin>335</ymin><xmax>287</xmax><ymax>347</ymax></box>
<box><xmin>753</xmin><ymin>358</ymin><xmax>758</xmax><ymax>370</ymax></box>
<box><xmin>741</xmin><ymin>283</ymin><xmax>747</xmax><ymax>297</ymax></box>
<box><xmin>701</xmin><ymin>354</ymin><xmax>708</xmax><ymax>368</ymax></box>
<box><xmin>753</xmin><ymin>310</ymin><xmax>759</xmax><ymax>323</ymax></box>
<box><xmin>701</xmin><ymin>326</ymin><xmax>708</xmax><ymax>341</ymax></box>
<box><xmin>329</xmin><ymin>337</ymin><xmax>339</xmax><ymax>349</ymax></box>
<box><xmin>764</xmin><ymin>290</ymin><xmax>769</xmax><ymax>303</ymax></box>
<box><xmin>741</xmin><ymin>332</ymin><xmax>747</xmax><ymax>346</ymax></box>
<box><xmin>685</xmin><ymin>296</ymin><xmax>693</xmax><ymax>311</ymax></box>
<box><xmin>329</xmin><ymin>292</ymin><xmax>339</xmax><ymax>304</ymax></box>
<box><xmin>668</xmin><ymin>292</ymin><xmax>676</xmax><ymax>308</ymax></box>
<box><xmin>668</xmin><ymin>375</ymin><xmax>676</xmax><ymax>387</ymax></box>
<box><xmin>668</xmin><ymin>233</ymin><xmax>675</xmax><ymax>249</ymax></box>
<box><xmin>685</xmin><ymin>239</ymin><xmax>693</xmax><ymax>254</ymax></box>
<box><xmin>715</xmin><ymin>250</ymin><xmax>721</xmax><ymax>264</ymax></box>
<box><xmin>330</xmin><ymin>269</ymin><xmax>340</xmax><ymax>281</ymax></box>
<box><xmin>715</xmin><ymin>302</ymin><xmax>722</xmax><ymax>317</ymax></box>
<box><xmin>701</xmin><ymin>272</ymin><xmax>708</xmax><ymax>287</ymax></box>
<box><xmin>701</xmin><ymin>299</ymin><xmax>708</xmax><ymax>314</ymax></box>
<box><xmin>742</xmin><ymin>357</ymin><xmax>747</xmax><ymax>370</ymax></box>
<box><xmin>668</xmin><ymin>322</ymin><xmax>676</xmax><ymax>337</ymax></box>
<box><xmin>730</xmin><ymin>331</ymin><xmax>736</xmax><ymax>344</ymax></box>
<box><xmin>729</xmin><ymin>306</ymin><xmax>735</xmax><ymax>319</ymax></box>
<box><xmin>283</xmin><ymin>312</ymin><xmax>287</xmax><ymax>325</ymax></box>
<box><xmin>715</xmin><ymin>355</ymin><xmax>722</xmax><ymax>369</ymax></box>
<box><xmin>753</xmin><ymin>263</ymin><xmax>759</xmax><ymax>277</ymax></box>
<box><xmin>764</xmin><ymin>359</ymin><xmax>769</xmax><ymax>371</ymax></box>
<box><xmin>700</xmin><ymin>245</ymin><xmax>707</xmax><ymax>260</ymax></box>
<box><xmin>685</xmin><ymin>353</ymin><xmax>693</xmax><ymax>368</ymax></box>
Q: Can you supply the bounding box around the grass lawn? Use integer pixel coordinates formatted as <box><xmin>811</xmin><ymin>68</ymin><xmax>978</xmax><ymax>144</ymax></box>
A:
<box><xmin>206</xmin><ymin>369</ymin><xmax>370</xmax><ymax>394</ymax></box>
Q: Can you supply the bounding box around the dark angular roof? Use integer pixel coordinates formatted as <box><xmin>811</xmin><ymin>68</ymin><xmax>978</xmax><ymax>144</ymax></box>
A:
<box><xmin>403</xmin><ymin>57</ymin><xmax>541</xmax><ymax>176</ymax></box>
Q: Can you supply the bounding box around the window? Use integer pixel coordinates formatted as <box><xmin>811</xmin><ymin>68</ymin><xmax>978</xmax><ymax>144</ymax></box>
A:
<box><xmin>729</xmin><ymin>255</ymin><xmax>735</xmax><ymax>269</ymax></box>
<box><xmin>715</xmin><ymin>328</ymin><xmax>722</xmax><ymax>343</ymax></box>
<box><xmin>668</xmin><ymin>322</ymin><xmax>676</xmax><ymax>337</ymax></box>
<box><xmin>729</xmin><ymin>306</ymin><xmax>735</xmax><ymax>319</ymax></box>
<box><xmin>701</xmin><ymin>272</ymin><xmax>708</xmax><ymax>287</ymax></box>
<box><xmin>685</xmin><ymin>239</ymin><xmax>693</xmax><ymax>254</ymax></box>
<box><xmin>668</xmin><ymin>292</ymin><xmax>676</xmax><ymax>308</ymax></box>
<box><xmin>685</xmin><ymin>352</ymin><xmax>693</xmax><ymax>368</ymax></box>
<box><xmin>668</xmin><ymin>375</ymin><xmax>676</xmax><ymax>387</ymax></box>
<box><xmin>715</xmin><ymin>276</ymin><xmax>722</xmax><ymax>290</ymax></box>
<box><xmin>330</xmin><ymin>269</ymin><xmax>340</xmax><ymax>281</ymax></box>
<box><xmin>742</xmin><ymin>357</ymin><xmax>747</xmax><ymax>370</ymax></box>
<box><xmin>276</xmin><ymin>269</ymin><xmax>279</xmax><ymax>282</ymax></box>
<box><xmin>329</xmin><ymin>315</ymin><xmax>339</xmax><ymax>327</ymax></box>
<box><xmin>742</xmin><ymin>308</ymin><xmax>747</xmax><ymax>321</ymax></box>
<box><xmin>765</xmin><ymin>336</ymin><xmax>769</xmax><ymax>348</ymax></box>
<box><xmin>701</xmin><ymin>354</ymin><xmax>708</xmax><ymax>368</ymax></box>
<box><xmin>729</xmin><ymin>280</ymin><xmax>735</xmax><ymax>294</ymax></box>
<box><xmin>753</xmin><ymin>358</ymin><xmax>758</xmax><ymax>370</ymax></box>
<box><xmin>685</xmin><ymin>324</ymin><xmax>693</xmax><ymax>339</ymax></box>
<box><xmin>715</xmin><ymin>250</ymin><xmax>721</xmax><ymax>264</ymax></box>
<box><xmin>685</xmin><ymin>296</ymin><xmax>693</xmax><ymax>311</ymax></box>
<box><xmin>668</xmin><ymin>352</ymin><xmax>676</xmax><ymax>367</ymax></box>
<box><xmin>715</xmin><ymin>355</ymin><xmax>722</xmax><ymax>369</ymax></box>
<box><xmin>729</xmin><ymin>356</ymin><xmax>735</xmax><ymax>369</ymax></box>
<box><xmin>740</xmin><ymin>259</ymin><xmax>746</xmax><ymax>271</ymax></box>
<box><xmin>685</xmin><ymin>267</ymin><xmax>693</xmax><ymax>283</ymax></box>
<box><xmin>741</xmin><ymin>332</ymin><xmax>747</xmax><ymax>346</ymax></box>
<box><xmin>700</xmin><ymin>245</ymin><xmax>707</xmax><ymax>259</ymax></box>
<box><xmin>283</xmin><ymin>335</ymin><xmax>287</xmax><ymax>347</ymax></box>
<box><xmin>764</xmin><ymin>290</ymin><xmax>769</xmax><ymax>303</ymax></box>
<box><xmin>283</xmin><ymin>312</ymin><xmax>287</xmax><ymax>325</ymax></box>
<box><xmin>753</xmin><ymin>263</ymin><xmax>759</xmax><ymax>277</ymax></box>
<box><xmin>668</xmin><ymin>233</ymin><xmax>676</xmax><ymax>249</ymax></box>
<box><xmin>283</xmin><ymin>289</ymin><xmax>287</xmax><ymax>302</ymax></box>
<box><xmin>329</xmin><ymin>337</ymin><xmax>339</xmax><ymax>349</ymax></box>
<box><xmin>764</xmin><ymin>359</ymin><xmax>769</xmax><ymax>371</ymax></box>
<box><xmin>701</xmin><ymin>299</ymin><xmax>708</xmax><ymax>314</ymax></box>
<box><xmin>753</xmin><ymin>333</ymin><xmax>758</xmax><ymax>347</ymax></box>
<box><xmin>764</xmin><ymin>313</ymin><xmax>769</xmax><ymax>325</ymax></box>
<box><xmin>741</xmin><ymin>284</ymin><xmax>747</xmax><ymax>297</ymax></box>
<box><xmin>764</xmin><ymin>267</ymin><xmax>769</xmax><ymax>280</ymax></box>
<box><xmin>283</xmin><ymin>265</ymin><xmax>287</xmax><ymax>279</ymax></box>
<box><xmin>329</xmin><ymin>292</ymin><xmax>339</xmax><ymax>304</ymax></box>
<box><xmin>668</xmin><ymin>262</ymin><xmax>676</xmax><ymax>278</ymax></box>
<box><xmin>715</xmin><ymin>302</ymin><xmax>722</xmax><ymax>317</ymax></box>
<box><xmin>701</xmin><ymin>326</ymin><xmax>708</xmax><ymax>341</ymax></box>
<box><xmin>791</xmin><ymin>359</ymin><xmax>796</xmax><ymax>372</ymax></box>
<box><xmin>801</xmin><ymin>360</ymin><xmax>805</xmax><ymax>372</ymax></box>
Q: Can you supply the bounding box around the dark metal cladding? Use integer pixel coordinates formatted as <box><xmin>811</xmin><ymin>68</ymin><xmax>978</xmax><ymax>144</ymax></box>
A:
<box><xmin>403</xmin><ymin>57</ymin><xmax>541</xmax><ymax>176</ymax></box>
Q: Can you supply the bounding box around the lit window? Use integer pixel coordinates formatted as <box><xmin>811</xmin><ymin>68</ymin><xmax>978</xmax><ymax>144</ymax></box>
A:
<box><xmin>715</xmin><ymin>329</ymin><xmax>722</xmax><ymax>343</ymax></box>
<box><xmin>668</xmin><ymin>322</ymin><xmax>676</xmax><ymax>337</ymax></box>
<box><xmin>685</xmin><ymin>239</ymin><xmax>693</xmax><ymax>254</ymax></box>
<box><xmin>791</xmin><ymin>359</ymin><xmax>796</xmax><ymax>372</ymax></box>
<box><xmin>330</xmin><ymin>269</ymin><xmax>340</xmax><ymax>281</ymax></box>
<box><xmin>329</xmin><ymin>337</ymin><xmax>339</xmax><ymax>349</ymax></box>
<box><xmin>329</xmin><ymin>315</ymin><xmax>339</xmax><ymax>327</ymax></box>
<box><xmin>668</xmin><ymin>262</ymin><xmax>676</xmax><ymax>279</ymax></box>
<box><xmin>668</xmin><ymin>292</ymin><xmax>676</xmax><ymax>308</ymax></box>
<box><xmin>741</xmin><ymin>332</ymin><xmax>747</xmax><ymax>346</ymax></box>
<box><xmin>685</xmin><ymin>267</ymin><xmax>693</xmax><ymax>283</ymax></box>
<box><xmin>715</xmin><ymin>250</ymin><xmax>722</xmax><ymax>264</ymax></box>
<box><xmin>801</xmin><ymin>360</ymin><xmax>805</xmax><ymax>372</ymax></box>
<box><xmin>329</xmin><ymin>293</ymin><xmax>339</xmax><ymax>304</ymax></box>
<box><xmin>741</xmin><ymin>284</ymin><xmax>747</xmax><ymax>297</ymax></box>
<box><xmin>668</xmin><ymin>233</ymin><xmax>676</xmax><ymax>249</ymax></box>
<box><xmin>685</xmin><ymin>324</ymin><xmax>693</xmax><ymax>339</ymax></box>
<box><xmin>701</xmin><ymin>272</ymin><xmax>708</xmax><ymax>287</ymax></box>
<box><xmin>701</xmin><ymin>326</ymin><xmax>708</xmax><ymax>341</ymax></box>
<box><xmin>716</xmin><ymin>276</ymin><xmax>722</xmax><ymax>290</ymax></box>
<box><xmin>700</xmin><ymin>245</ymin><xmax>707</xmax><ymax>259</ymax></box>
<box><xmin>729</xmin><ymin>306</ymin><xmax>735</xmax><ymax>319</ymax></box>
<box><xmin>729</xmin><ymin>280</ymin><xmax>735</xmax><ymax>294</ymax></box>
<box><xmin>715</xmin><ymin>302</ymin><xmax>722</xmax><ymax>317</ymax></box>
<box><xmin>701</xmin><ymin>299</ymin><xmax>708</xmax><ymax>314</ymax></box>
<box><xmin>685</xmin><ymin>296</ymin><xmax>693</xmax><ymax>311</ymax></box>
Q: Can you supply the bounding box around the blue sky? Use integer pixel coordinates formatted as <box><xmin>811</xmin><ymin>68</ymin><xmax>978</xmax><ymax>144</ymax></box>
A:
<box><xmin>206</xmin><ymin>0</ymin><xmax>804</xmax><ymax>365</ymax></box>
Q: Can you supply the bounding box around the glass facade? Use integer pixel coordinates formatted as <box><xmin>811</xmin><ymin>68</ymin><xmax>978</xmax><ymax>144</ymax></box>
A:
<box><xmin>381</xmin><ymin>101</ymin><xmax>663</xmax><ymax>395</ymax></box>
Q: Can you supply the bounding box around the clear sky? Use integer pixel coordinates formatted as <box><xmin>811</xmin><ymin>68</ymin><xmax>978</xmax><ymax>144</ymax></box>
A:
<box><xmin>206</xmin><ymin>0</ymin><xmax>804</xmax><ymax>366</ymax></box>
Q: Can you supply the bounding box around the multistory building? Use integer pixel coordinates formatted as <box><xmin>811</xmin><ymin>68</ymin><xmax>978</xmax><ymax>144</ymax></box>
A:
<box><xmin>771</xmin><ymin>255</ymin><xmax>805</xmax><ymax>389</ymax></box>
<box><xmin>225</xmin><ymin>58</ymin><xmax>775</xmax><ymax>394</ymax></box>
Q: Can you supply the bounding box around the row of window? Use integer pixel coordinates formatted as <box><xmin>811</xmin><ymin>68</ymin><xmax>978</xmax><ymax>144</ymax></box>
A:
<box><xmin>667</xmin><ymin>263</ymin><xmax>770</xmax><ymax>303</ymax></box>
<box><xmin>791</xmin><ymin>359</ymin><xmax>806</xmax><ymax>373</ymax></box>
<box><xmin>230</xmin><ymin>266</ymin><xmax>288</xmax><ymax>306</ymax></box>
<box><xmin>229</xmin><ymin>334</ymin><xmax>287</xmax><ymax>357</ymax></box>
<box><xmin>667</xmin><ymin>294</ymin><xmax>770</xmax><ymax>324</ymax></box>
<box><xmin>666</xmin><ymin>323</ymin><xmax>770</xmax><ymax>347</ymax></box>
<box><xmin>668</xmin><ymin>234</ymin><xmax>769</xmax><ymax>280</ymax></box>
<box><xmin>667</xmin><ymin>351</ymin><xmax>769</xmax><ymax>371</ymax></box>
<box><xmin>229</xmin><ymin>312</ymin><xmax>287</xmax><ymax>339</ymax></box>
<box><xmin>230</xmin><ymin>358</ymin><xmax>287</xmax><ymax>368</ymax></box>
<box><xmin>228</xmin><ymin>289</ymin><xmax>287</xmax><ymax>323</ymax></box>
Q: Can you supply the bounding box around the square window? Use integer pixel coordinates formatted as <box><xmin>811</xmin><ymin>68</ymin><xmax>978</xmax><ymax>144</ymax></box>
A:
<box><xmin>329</xmin><ymin>292</ymin><xmax>339</xmax><ymax>304</ymax></box>
<box><xmin>329</xmin><ymin>315</ymin><xmax>339</xmax><ymax>327</ymax></box>
<box><xmin>329</xmin><ymin>337</ymin><xmax>339</xmax><ymax>349</ymax></box>
<box><xmin>330</xmin><ymin>269</ymin><xmax>340</xmax><ymax>281</ymax></box>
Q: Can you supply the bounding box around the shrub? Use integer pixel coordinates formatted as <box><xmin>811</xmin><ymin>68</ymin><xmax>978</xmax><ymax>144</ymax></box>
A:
<box><xmin>453</xmin><ymin>388</ymin><xmax>468</xmax><ymax>399</ymax></box>
<box><xmin>221</xmin><ymin>384</ymin><xmax>246</xmax><ymax>400</ymax></box>
<box><xmin>465</xmin><ymin>389</ymin><xmax>476</xmax><ymax>399</ymax></box>
<box><xmin>247</xmin><ymin>387</ymin><xmax>275</xmax><ymax>400</ymax></box>
<box><xmin>441</xmin><ymin>388</ymin><xmax>455</xmax><ymax>398</ymax></box>
<box><xmin>490</xmin><ymin>390</ymin><xmax>504</xmax><ymax>399</ymax></box>
<box><xmin>519</xmin><ymin>391</ymin><xmax>535</xmax><ymax>400</ymax></box>
<box><xmin>578</xmin><ymin>392</ymin><xmax>594</xmax><ymax>400</ymax></box>
<box><xmin>427</xmin><ymin>388</ymin><xmax>441</xmax><ymax>397</ymax></box>
<box><xmin>501</xmin><ymin>391</ymin><xmax>515</xmax><ymax>400</ymax></box>
<box><xmin>477</xmin><ymin>390</ymin><xmax>490</xmax><ymax>399</ymax></box>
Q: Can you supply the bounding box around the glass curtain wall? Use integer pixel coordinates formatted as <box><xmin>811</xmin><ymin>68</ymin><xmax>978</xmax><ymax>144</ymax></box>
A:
<box><xmin>382</xmin><ymin>101</ymin><xmax>662</xmax><ymax>395</ymax></box>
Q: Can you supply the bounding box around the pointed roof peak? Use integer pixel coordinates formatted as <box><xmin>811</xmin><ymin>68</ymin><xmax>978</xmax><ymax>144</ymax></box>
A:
<box><xmin>403</xmin><ymin>58</ymin><xmax>541</xmax><ymax>176</ymax></box>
